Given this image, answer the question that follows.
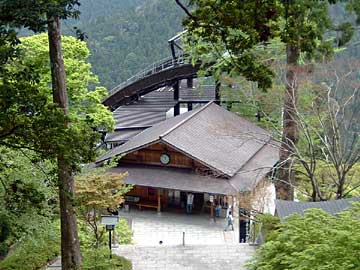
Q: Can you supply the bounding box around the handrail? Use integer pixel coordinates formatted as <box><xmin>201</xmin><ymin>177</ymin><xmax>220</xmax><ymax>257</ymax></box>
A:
<box><xmin>108</xmin><ymin>54</ymin><xmax>190</xmax><ymax>96</ymax></box>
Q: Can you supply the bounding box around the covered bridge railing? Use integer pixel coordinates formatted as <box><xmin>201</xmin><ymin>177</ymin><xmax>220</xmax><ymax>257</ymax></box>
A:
<box><xmin>102</xmin><ymin>54</ymin><xmax>205</xmax><ymax>110</ymax></box>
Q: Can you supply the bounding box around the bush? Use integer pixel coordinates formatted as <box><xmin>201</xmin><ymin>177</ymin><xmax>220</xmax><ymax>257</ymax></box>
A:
<box><xmin>0</xmin><ymin>211</ymin><xmax>11</xmax><ymax>257</ymax></box>
<box><xmin>79</xmin><ymin>218</ymin><xmax>133</xmax><ymax>270</ymax></box>
<box><xmin>247</xmin><ymin>203</ymin><xmax>360</xmax><ymax>270</ymax></box>
<box><xmin>0</xmin><ymin>242</ymin><xmax>9</xmax><ymax>258</ymax></box>
<box><xmin>82</xmin><ymin>246</ymin><xmax>132</xmax><ymax>270</ymax></box>
<box><xmin>116</xmin><ymin>219</ymin><xmax>133</xmax><ymax>245</ymax></box>
<box><xmin>112</xmin><ymin>254</ymin><xmax>132</xmax><ymax>270</ymax></box>
<box><xmin>0</xmin><ymin>222</ymin><xmax>60</xmax><ymax>270</ymax></box>
<box><xmin>78</xmin><ymin>219</ymin><xmax>104</xmax><ymax>249</ymax></box>
<box><xmin>257</xmin><ymin>213</ymin><xmax>280</xmax><ymax>242</ymax></box>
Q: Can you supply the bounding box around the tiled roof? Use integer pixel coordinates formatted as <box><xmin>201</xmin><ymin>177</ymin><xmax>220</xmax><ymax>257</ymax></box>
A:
<box><xmin>105</xmin><ymin>80</ymin><xmax>216</xmax><ymax>144</ymax></box>
<box><xmin>98</xmin><ymin>108</ymin><xmax>198</xmax><ymax>161</ymax></box>
<box><xmin>113</xmin><ymin>110</ymin><xmax>168</xmax><ymax>129</ymax></box>
<box><xmin>275</xmin><ymin>197</ymin><xmax>360</xmax><ymax>222</ymax></box>
<box><xmin>110</xmin><ymin>165</ymin><xmax>237</xmax><ymax>195</ymax></box>
<box><xmin>230</xmin><ymin>142</ymin><xmax>279</xmax><ymax>191</ymax></box>
<box><xmin>98</xmin><ymin>102</ymin><xmax>276</xmax><ymax>180</ymax></box>
<box><xmin>104</xmin><ymin>128</ymin><xmax>145</xmax><ymax>143</ymax></box>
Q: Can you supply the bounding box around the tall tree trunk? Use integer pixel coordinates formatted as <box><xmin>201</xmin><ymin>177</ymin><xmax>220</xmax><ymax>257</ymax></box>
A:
<box><xmin>47</xmin><ymin>15</ymin><xmax>82</xmax><ymax>270</ymax></box>
<box><xmin>276</xmin><ymin>43</ymin><xmax>300</xmax><ymax>200</ymax></box>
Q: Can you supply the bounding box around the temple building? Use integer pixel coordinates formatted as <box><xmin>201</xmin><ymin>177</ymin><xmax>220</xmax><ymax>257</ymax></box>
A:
<box><xmin>96</xmin><ymin>101</ymin><xmax>278</xmax><ymax>217</ymax></box>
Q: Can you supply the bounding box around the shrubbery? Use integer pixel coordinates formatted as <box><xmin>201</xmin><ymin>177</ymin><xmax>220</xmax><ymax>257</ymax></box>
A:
<box><xmin>78</xmin><ymin>218</ymin><xmax>133</xmax><ymax>270</ymax></box>
<box><xmin>247</xmin><ymin>203</ymin><xmax>360</xmax><ymax>270</ymax></box>
<box><xmin>0</xmin><ymin>218</ymin><xmax>133</xmax><ymax>270</ymax></box>
<box><xmin>0</xmin><ymin>222</ymin><xmax>60</xmax><ymax>270</ymax></box>
<box><xmin>0</xmin><ymin>211</ymin><xmax>11</xmax><ymax>257</ymax></box>
<box><xmin>116</xmin><ymin>219</ymin><xmax>133</xmax><ymax>245</ymax></box>
<box><xmin>257</xmin><ymin>213</ymin><xmax>281</xmax><ymax>242</ymax></box>
<box><xmin>82</xmin><ymin>247</ymin><xmax>132</xmax><ymax>270</ymax></box>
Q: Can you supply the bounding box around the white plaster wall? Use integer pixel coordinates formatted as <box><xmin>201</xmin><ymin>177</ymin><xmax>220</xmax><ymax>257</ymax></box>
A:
<box><xmin>251</xmin><ymin>180</ymin><xmax>276</xmax><ymax>215</ymax></box>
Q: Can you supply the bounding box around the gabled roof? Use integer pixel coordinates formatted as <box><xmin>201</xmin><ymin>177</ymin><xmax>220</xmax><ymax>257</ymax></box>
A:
<box><xmin>275</xmin><ymin>198</ymin><xmax>360</xmax><ymax>222</ymax></box>
<box><xmin>97</xmin><ymin>102</ymin><xmax>275</xmax><ymax>178</ymax></box>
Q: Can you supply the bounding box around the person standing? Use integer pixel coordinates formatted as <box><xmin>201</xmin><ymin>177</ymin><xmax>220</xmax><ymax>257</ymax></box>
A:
<box><xmin>224</xmin><ymin>211</ymin><xmax>234</xmax><ymax>231</ymax></box>
<box><xmin>186</xmin><ymin>192</ymin><xmax>194</xmax><ymax>214</ymax></box>
<box><xmin>226</xmin><ymin>205</ymin><xmax>232</xmax><ymax>218</ymax></box>
<box><xmin>215</xmin><ymin>201</ymin><xmax>221</xmax><ymax>217</ymax></box>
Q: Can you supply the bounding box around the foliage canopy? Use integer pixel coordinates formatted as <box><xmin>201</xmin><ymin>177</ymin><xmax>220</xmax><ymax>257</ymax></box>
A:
<box><xmin>248</xmin><ymin>203</ymin><xmax>360</xmax><ymax>270</ymax></box>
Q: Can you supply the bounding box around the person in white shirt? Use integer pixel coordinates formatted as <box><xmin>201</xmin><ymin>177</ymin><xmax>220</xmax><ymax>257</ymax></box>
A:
<box><xmin>226</xmin><ymin>205</ymin><xmax>232</xmax><ymax>218</ymax></box>
<box><xmin>186</xmin><ymin>193</ymin><xmax>194</xmax><ymax>214</ymax></box>
<box><xmin>224</xmin><ymin>211</ymin><xmax>234</xmax><ymax>231</ymax></box>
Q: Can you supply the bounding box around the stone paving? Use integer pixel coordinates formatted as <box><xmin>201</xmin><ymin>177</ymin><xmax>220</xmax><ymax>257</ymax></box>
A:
<box><xmin>114</xmin><ymin>244</ymin><xmax>255</xmax><ymax>270</ymax></box>
<box><xmin>119</xmin><ymin>208</ymin><xmax>239</xmax><ymax>246</ymax></box>
<box><xmin>46</xmin><ymin>208</ymin><xmax>255</xmax><ymax>270</ymax></box>
<box><xmin>45</xmin><ymin>257</ymin><xmax>61</xmax><ymax>269</ymax></box>
<box><xmin>113</xmin><ymin>208</ymin><xmax>255</xmax><ymax>270</ymax></box>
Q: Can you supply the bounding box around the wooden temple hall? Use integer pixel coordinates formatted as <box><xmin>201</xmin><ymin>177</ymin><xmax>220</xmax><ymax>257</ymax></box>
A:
<box><xmin>96</xmin><ymin>101</ymin><xmax>279</xmax><ymax>216</ymax></box>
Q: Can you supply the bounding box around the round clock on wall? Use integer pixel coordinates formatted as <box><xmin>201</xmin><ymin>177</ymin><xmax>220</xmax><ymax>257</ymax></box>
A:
<box><xmin>160</xmin><ymin>153</ymin><xmax>170</xmax><ymax>165</ymax></box>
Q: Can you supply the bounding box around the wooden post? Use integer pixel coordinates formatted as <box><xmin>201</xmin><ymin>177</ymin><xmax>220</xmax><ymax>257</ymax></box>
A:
<box><xmin>174</xmin><ymin>81</ymin><xmax>180</xmax><ymax>116</ymax></box>
<box><xmin>187</xmin><ymin>78</ymin><xmax>193</xmax><ymax>88</ymax></box>
<box><xmin>210</xmin><ymin>202</ymin><xmax>214</xmax><ymax>218</ymax></box>
<box><xmin>187</xmin><ymin>102</ymin><xmax>193</xmax><ymax>111</ymax></box>
<box><xmin>157</xmin><ymin>189</ymin><xmax>161</xmax><ymax>212</ymax></box>
<box><xmin>215</xmin><ymin>81</ymin><xmax>221</xmax><ymax>105</ymax></box>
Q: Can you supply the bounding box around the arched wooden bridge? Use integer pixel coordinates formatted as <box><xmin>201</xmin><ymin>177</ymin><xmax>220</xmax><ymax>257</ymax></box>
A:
<box><xmin>102</xmin><ymin>54</ymin><xmax>206</xmax><ymax>110</ymax></box>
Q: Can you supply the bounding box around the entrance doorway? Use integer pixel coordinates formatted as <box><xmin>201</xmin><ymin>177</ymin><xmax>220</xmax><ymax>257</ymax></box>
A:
<box><xmin>180</xmin><ymin>191</ymin><xmax>204</xmax><ymax>213</ymax></box>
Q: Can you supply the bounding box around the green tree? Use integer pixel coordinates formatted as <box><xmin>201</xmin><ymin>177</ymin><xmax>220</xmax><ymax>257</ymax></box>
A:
<box><xmin>176</xmin><ymin>0</ymin><xmax>360</xmax><ymax>200</ymax></box>
<box><xmin>248</xmin><ymin>203</ymin><xmax>360</xmax><ymax>270</ymax></box>
<box><xmin>75</xmin><ymin>164</ymin><xmax>131</xmax><ymax>248</ymax></box>
<box><xmin>222</xmin><ymin>58</ymin><xmax>360</xmax><ymax>201</ymax></box>
<box><xmin>18</xmin><ymin>33</ymin><xmax>114</xmax><ymax>131</ymax></box>
<box><xmin>0</xmin><ymin>2</ymin><xmax>84</xmax><ymax>268</ymax></box>
<box><xmin>75</xmin><ymin>163</ymin><xmax>132</xmax><ymax>270</ymax></box>
<box><xmin>0</xmin><ymin>147</ymin><xmax>57</xmax><ymax>257</ymax></box>
<box><xmin>0</xmin><ymin>1</ymin><xmax>114</xmax><ymax>266</ymax></box>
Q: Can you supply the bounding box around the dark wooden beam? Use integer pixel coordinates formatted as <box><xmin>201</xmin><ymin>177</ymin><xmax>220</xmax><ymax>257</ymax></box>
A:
<box><xmin>157</xmin><ymin>189</ymin><xmax>161</xmax><ymax>212</ymax></box>
<box><xmin>174</xmin><ymin>81</ymin><xmax>180</xmax><ymax>116</ymax></box>
<box><xmin>187</xmin><ymin>78</ymin><xmax>193</xmax><ymax>88</ymax></box>
<box><xmin>215</xmin><ymin>81</ymin><xmax>221</xmax><ymax>105</ymax></box>
<box><xmin>169</xmin><ymin>42</ymin><xmax>176</xmax><ymax>59</ymax></box>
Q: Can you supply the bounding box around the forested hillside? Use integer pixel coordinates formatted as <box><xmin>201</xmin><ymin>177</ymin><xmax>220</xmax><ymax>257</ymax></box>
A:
<box><xmin>67</xmin><ymin>0</ymin><xmax>184</xmax><ymax>90</ymax></box>
<box><xmin>61</xmin><ymin>1</ymin><xmax>359</xmax><ymax>92</ymax></box>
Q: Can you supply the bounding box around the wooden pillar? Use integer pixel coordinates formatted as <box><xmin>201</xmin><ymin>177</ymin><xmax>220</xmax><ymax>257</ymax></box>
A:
<box><xmin>157</xmin><ymin>189</ymin><xmax>161</xmax><ymax>212</ymax></box>
<box><xmin>187</xmin><ymin>102</ymin><xmax>193</xmax><ymax>111</ymax></box>
<box><xmin>170</xmin><ymin>42</ymin><xmax>176</xmax><ymax>59</ymax></box>
<box><xmin>210</xmin><ymin>202</ymin><xmax>214</xmax><ymax>218</ymax></box>
<box><xmin>187</xmin><ymin>78</ymin><xmax>193</xmax><ymax>88</ymax></box>
<box><xmin>215</xmin><ymin>81</ymin><xmax>221</xmax><ymax>105</ymax></box>
<box><xmin>173</xmin><ymin>81</ymin><xmax>180</xmax><ymax>116</ymax></box>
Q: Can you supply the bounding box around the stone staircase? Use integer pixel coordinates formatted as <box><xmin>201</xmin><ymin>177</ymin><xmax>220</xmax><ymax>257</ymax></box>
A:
<box><xmin>114</xmin><ymin>243</ymin><xmax>255</xmax><ymax>270</ymax></box>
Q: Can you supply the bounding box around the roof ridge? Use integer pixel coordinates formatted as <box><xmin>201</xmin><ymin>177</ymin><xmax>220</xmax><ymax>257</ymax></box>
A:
<box><xmin>159</xmin><ymin>101</ymin><xmax>214</xmax><ymax>139</ymax></box>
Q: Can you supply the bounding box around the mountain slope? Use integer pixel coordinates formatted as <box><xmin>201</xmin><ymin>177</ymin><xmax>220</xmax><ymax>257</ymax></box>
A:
<box><xmin>68</xmin><ymin>0</ymin><xmax>184</xmax><ymax>90</ymax></box>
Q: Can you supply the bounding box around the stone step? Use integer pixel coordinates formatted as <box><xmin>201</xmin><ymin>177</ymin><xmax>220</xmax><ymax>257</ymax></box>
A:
<box><xmin>117</xmin><ymin>243</ymin><xmax>255</xmax><ymax>249</ymax></box>
<box><xmin>114</xmin><ymin>244</ymin><xmax>255</xmax><ymax>270</ymax></box>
